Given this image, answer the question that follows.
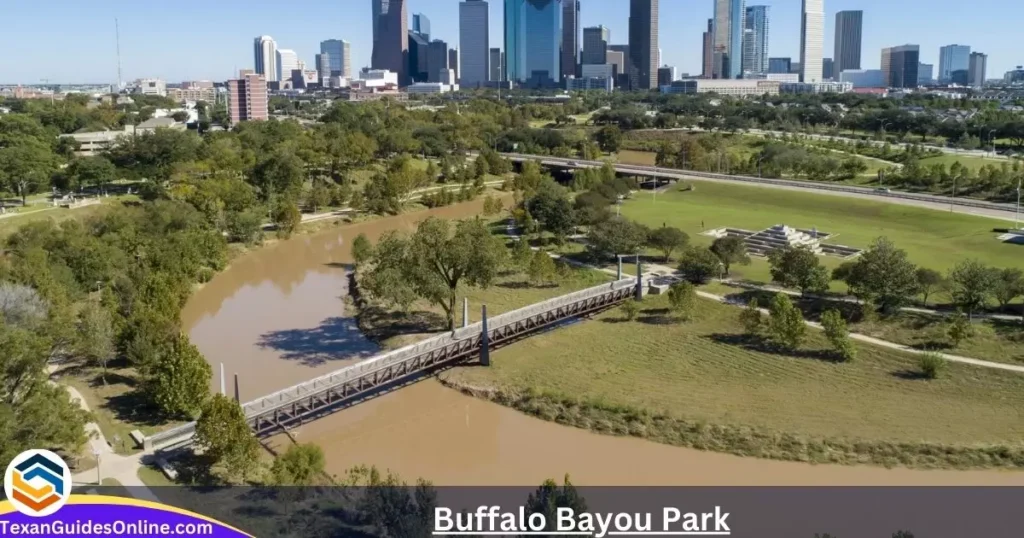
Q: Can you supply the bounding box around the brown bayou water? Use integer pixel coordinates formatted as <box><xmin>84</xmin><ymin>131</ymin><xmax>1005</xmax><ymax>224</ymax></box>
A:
<box><xmin>182</xmin><ymin>200</ymin><xmax>1024</xmax><ymax>486</ymax></box>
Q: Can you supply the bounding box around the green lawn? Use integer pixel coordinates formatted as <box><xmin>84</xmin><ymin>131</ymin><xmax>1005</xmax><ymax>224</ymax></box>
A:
<box><xmin>918</xmin><ymin>153</ymin><xmax>1020</xmax><ymax>171</ymax></box>
<box><xmin>446</xmin><ymin>294</ymin><xmax>1024</xmax><ymax>469</ymax></box>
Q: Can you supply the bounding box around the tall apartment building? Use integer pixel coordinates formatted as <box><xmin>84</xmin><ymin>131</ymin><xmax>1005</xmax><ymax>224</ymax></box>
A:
<box><xmin>227</xmin><ymin>72</ymin><xmax>268</xmax><ymax>124</ymax></box>
<box><xmin>881</xmin><ymin>45</ymin><xmax>920</xmax><ymax>88</ymax></box>
<box><xmin>562</xmin><ymin>0</ymin><xmax>580</xmax><ymax>81</ymax></box>
<box><xmin>701</xmin><ymin>19</ymin><xmax>713</xmax><ymax>78</ymax></box>
<box><xmin>628</xmin><ymin>0</ymin><xmax>659</xmax><ymax>89</ymax></box>
<box><xmin>320</xmin><ymin>39</ymin><xmax>351</xmax><ymax>78</ymax></box>
<box><xmin>969</xmin><ymin>52</ymin><xmax>987</xmax><ymax>88</ymax></box>
<box><xmin>582</xmin><ymin>26</ymin><xmax>610</xmax><ymax>66</ymax></box>
<box><xmin>253</xmin><ymin>35</ymin><xmax>278</xmax><ymax>82</ymax></box>
<box><xmin>459</xmin><ymin>0</ymin><xmax>489</xmax><ymax>87</ymax></box>
<box><xmin>833</xmin><ymin>10</ymin><xmax>862</xmax><ymax>75</ymax></box>
<box><xmin>712</xmin><ymin>0</ymin><xmax>744</xmax><ymax>79</ymax></box>
<box><xmin>744</xmin><ymin>5</ymin><xmax>769</xmax><ymax>75</ymax></box>
<box><xmin>372</xmin><ymin>0</ymin><xmax>409</xmax><ymax>85</ymax></box>
<box><xmin>939</xmin><ymin>44</ymin><xmax>971</xmax><ymax>84</ymax></box>
<box><xmin>799</xmin><ymin>0</ymin><xmax>824</xmax><ymax>83</ymax></box>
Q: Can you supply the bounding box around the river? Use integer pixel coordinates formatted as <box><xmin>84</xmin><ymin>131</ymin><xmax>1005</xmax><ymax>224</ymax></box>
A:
<box><xmin>182</xmin><ymin>199</ymin><xmax>1024</xmax><ymax>486</ymax></box>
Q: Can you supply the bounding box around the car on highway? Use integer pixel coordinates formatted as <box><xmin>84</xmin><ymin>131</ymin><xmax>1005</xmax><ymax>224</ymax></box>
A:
<box><xmin>567</xmin><ymin>161</ymin><xmax>579</xmax><ymax>166</ymax></box>
<box><xmin>875</xmin><ymin>187</ymin><xmax>891</xmax><ymax>194</ymax></box>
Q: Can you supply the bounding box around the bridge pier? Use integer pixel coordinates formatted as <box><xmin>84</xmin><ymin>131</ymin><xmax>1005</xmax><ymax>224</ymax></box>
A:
<box><xmin>617</xmin><ymin>256</ymin><xmax>623</xmax><ymax>280</ymax></box>
<box><xmin>219</xmin><ymin>363</ymin><xmax>225</xmax><ymax>396</ymax></box>
<box><xmin>463</xmin><ymin>297</ymin><xmax>469</xmax><ymax>328</ymax></box>
<box><xmin>635</xmin><ymin>257</ymin><xmax>644</xmax><ymax>301</ymax></box>
<box><xmin>480</xmin><ymin>305</ymin><xmax>490</xmax><ymax>366</ymax></box>
<box><xmin>234</xmin><ymin>373</ymin><xmax>240</xmax><ymax>402</ymax></box>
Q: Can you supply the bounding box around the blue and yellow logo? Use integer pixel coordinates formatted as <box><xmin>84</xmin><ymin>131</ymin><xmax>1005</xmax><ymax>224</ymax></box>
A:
<box><xmin>3</xmin><ymin>449</ymin><xmax>72</xmax><ymax>517</ymax></box>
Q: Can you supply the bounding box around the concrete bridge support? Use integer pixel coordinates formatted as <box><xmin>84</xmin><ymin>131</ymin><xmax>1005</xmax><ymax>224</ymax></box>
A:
<box><xmin>481</xmin><ymin>305</ymin><xmax>490</xmax><ymax>366</ymax></box>
<box><xmin>234</xmin><ymin>374</ymin><xmax>240</xmax><ymax>402</ymax></box>
<box><xmin>462</xmin><ymin>297</ymin><xmax>469</xmax><ymax>328</ymax></box>
<box><xmin>617</xmin><ymin>256</ymin><xmax>623</xmax><ymax>280</ymax></box>
<box><xmin>635</xmin><ymin>258</ymin><xmax>644</xmax><ymax>301</ymax></box>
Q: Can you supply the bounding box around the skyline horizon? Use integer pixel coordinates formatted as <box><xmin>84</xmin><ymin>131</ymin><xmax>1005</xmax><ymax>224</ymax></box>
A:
<box><xmin>0</xmin><ymin>0</ymin><xmax>1019</xmax><ymax>86</ymax></box>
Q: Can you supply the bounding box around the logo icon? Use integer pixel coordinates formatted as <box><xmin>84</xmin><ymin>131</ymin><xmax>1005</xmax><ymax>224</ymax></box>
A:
<box><xmin>4</xmin><ymin>449</ymin><xmax>72</xmax><ymax>517</ymax></box>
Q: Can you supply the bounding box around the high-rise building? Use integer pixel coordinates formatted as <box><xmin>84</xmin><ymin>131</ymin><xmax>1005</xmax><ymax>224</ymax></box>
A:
<box><xmin>969</xmin><ymin>52</ymin><xmax>987</xmax><ymax>88</ymax></box>
<box><xmin>628</xmin><ymin>0</ymin><xmax>659</xmax><ymax>89</ymax></box>
<box><xmin>315</xmin><ymin>53</ymin><xmax>331</xmax><ymax>81</ymax></box>
<box><xmin>460</xmin><ymin>0</ymin><xmax>489</xmax><ymax>87</ymax></box>
<box><xmin>799</xmin><ymin>0</ymin><xmax>824</xmax><ymax>83</ymax></box>
<box><xmin>741</xmin><ymin>29</ymin><xmax>755</xmax><ymax>75</ymax></box>
<box><xmin>881</xmin><ymin>45</ymin><xmax>920</xmax><ymax>88</ymax></box>
<box><xmin>320</xmin><ymin>39</ymin><xmax>351</xmax><ymax>78</ymax></box>
<box><xmin>822</xmin><ymin>57</ymin><xmax>834</xmax><ymax>80</ymax></box>
<box><xmin>427</xmin><ymin>40</ymin><xmax>450</xmax><ymax>82</ymax></box>
<box><xmin>276</xmin><ymin>49</ymin><xmax>299</xmax><ymax>82</ymax></box>
<box><xmin>657</xmin><ymin>66</ymin><xmax>675</xmax><ymax>87</ymax></box>
<box><xmin>408</xmin><ymin>31</ymin><xmax>430</xmax><ymax>82</ymax></box>
<box><xmin>768</xmin><ymin>57</ymin><xmax>791</xmax><ymax>74</ymax></box>
<box><xmin>227</xmin><ymin>72</ymin><xmax>268</xmax><ymax>124</ymax></box>
<box><xmin>606</xmin><ymin>49</ymin><xmax>625</xmax><ymax>79</ymax></box>
<box><xmin>562</xmin><ymin>0</ymin><xmax>580</xmax><ymax>81</ymax></box>
<box><xmin>918</xmin><ymin>63</ymin><xmax>934</xmax><ymax>85</ymax></box>
<box><xmin>833</xmin><ymin>10</ymin><xmax>862</xmax><ymax>75</ymax></box>
<box><xmin>372</xmin><ymin>0</ymin><xmax>409</xmax><ymax>85</ymax></box>
<box><xmin>939</xmin><ymin>44</ymin><xmax>971</xmax><ymax>84</ymax></box>
<box><xmin>412</xmin><ymin>13</ymin><xmax>431</xmax><ymax>40</ymax></box>
<box><xmin>582</xmin><ymin>26</ymin><xmax>610</xmax><ymax>66</ymax></box>
<box><xmin>701</xmin><ymin>19</ymin><xmax>713</xmax><ymax>78</ymax></box>
<box><xmin>744</xmin><ymin>5</ymin><xmax>769</xmax><ymax>76</ymax></box>
<box><xmin>712</xmin><ymin>0</ymin><xmax>744</xmax><ymax>79</ymax></box>
<box><xmin>449</xmin><ymin>48</ymin><xmax>460</xmax><ymax>81</ymax></box>
<box><xmin>489</xmin><ymin>48</ymin><xmax>503</xmax><ymax>81</ymax></box>
<box><xmin>254</xmin><ymin>36</ymin><xmax>278</xmax><ymax>82</ymax></box>
<box><xmin>505</xmin><ymin>0</ymin><xmax>563</xmax><ymax>88</ymax></box>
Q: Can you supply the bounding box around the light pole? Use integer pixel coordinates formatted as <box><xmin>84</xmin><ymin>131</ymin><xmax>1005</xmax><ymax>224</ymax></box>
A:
<box><xmin>1015</xmin><ymin>177</ymin><xmax>1022</xmax><ymax>230</ymax></box>
<box><xmin>988</xmin><ymin>129</ymin><xmax>997</xmax><ymax>157</ymax></box>
<box><xmin>950</xmin><ymin>176</ymin><xmax>957</xmax><ymax>213</ymax></box>
<box><xmin>756</xmin><ymin>155</ymin><xmax>766</xmax><ymax>178</ymax></box>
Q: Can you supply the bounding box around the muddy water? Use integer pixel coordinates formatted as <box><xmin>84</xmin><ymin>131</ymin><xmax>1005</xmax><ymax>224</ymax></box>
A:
<box><xmin>183</xmin><ymin>200</ymin><xmax>1024</xmax><ymax>486</ymax></box>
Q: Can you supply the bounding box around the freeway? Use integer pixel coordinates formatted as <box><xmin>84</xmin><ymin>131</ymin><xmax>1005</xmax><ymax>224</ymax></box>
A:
<box><xmin>502</xmin><ymin>153</ymin><xmax>1023</xmax><ymax>223</ymax></box>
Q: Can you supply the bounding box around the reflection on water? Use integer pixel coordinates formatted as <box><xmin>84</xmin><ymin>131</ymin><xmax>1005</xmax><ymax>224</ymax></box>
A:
<box><xmin>183</xmin><ymin>199</ymin><xmax>1024</xmax><ymax>486</ymax></box>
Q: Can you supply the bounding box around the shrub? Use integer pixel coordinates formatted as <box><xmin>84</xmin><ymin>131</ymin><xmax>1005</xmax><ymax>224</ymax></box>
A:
<box><xmin>620</xmin><ymin>299</ymin><xmax>640</xmax><ymax>321</ymax></box>
<box><xmin>820</xmin><ymin>309</ymin><xmax>856</xmax><ymax>362</ymax></box>
<box><xmin>947</xmin><ymin>311</ymin><xmax>975</xmax><ymax>347</ymax></box>
<box><xmin>666</xmin><ymin>281</ymin><xmax>697</xmax><ymax>321</ymax></box>
<box><xmin>917</xmin><ymin>352</ymin><xmax>947</xmax><ymax>380</ymax></box>
<box><xmin>739</xmin><ymin>298</ymin><xmax>763</xmax><ymax>336</ymax></box>
<box><xmin>767</xmin><ymin>293</ymin><xmax>806</xmax><ymax>350</ymax></box>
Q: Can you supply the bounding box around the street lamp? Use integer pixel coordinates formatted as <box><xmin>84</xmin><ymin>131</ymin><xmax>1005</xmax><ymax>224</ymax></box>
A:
<box><xmin>988</xmin><ymin>129</ymin><xmax>998</xmax><ymax>156</ymax></box>
<box><xmin>1015</xmin><ymin>177</ymin><xmax>1022</xmax><ymax>230</ymax></box>
<box><xmin>756</xmin><ymin>155</ymin><xmax>766</xmax><ymax>178</ymax></box>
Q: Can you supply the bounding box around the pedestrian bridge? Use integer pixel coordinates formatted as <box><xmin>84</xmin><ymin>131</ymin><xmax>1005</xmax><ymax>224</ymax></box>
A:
<box><xmin>144</xmin><ymin>276</ymin><xmax>640</xmax><ymax>451</ymax></box>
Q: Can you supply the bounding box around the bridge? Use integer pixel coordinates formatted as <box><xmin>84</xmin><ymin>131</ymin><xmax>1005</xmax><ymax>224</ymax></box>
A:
<box><xmin>502</xmin><ymin>152</ymin><xmax>1021</xmax><ymax>216</ymax></box>
<box><xmin>144</xmin><ymin>274</ymin><xmax>643</xmax><ymax>451</ymax></box>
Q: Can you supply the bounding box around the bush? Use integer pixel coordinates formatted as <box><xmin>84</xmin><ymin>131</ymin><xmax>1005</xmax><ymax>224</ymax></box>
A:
<box><xmin>739</xmin><ymin>298</ymin><xmax>763</xmax><ymax>336</ymax></box>
<box><xmin>947</xmin><ymin>312</ymin><xmax>975</xmax><ymax>347</ymax></box>
<box><xmin>917</xmin><ymin>352</ymin><xmax>947</xmax><ymax>380</ymax></box>
<box><xmin>767</xmin><ymin>293</ymin><xmax>806</xmax><ymax>351</ymax></box>
<box><xmin>677</xmin><ymin>247</ymin><xmax>722</xmax><ymax>284</ymax></box>
<box><xmin>820</xmin><ymin>309</ymin><xmax>856</xmax><ymax>362</ymax></box>
<box><xmin>620</xmin><ymin>299</ymin><xmax>640</xmax><ymax>321</ymax></box>
<box><xmin>666</xmin><ymin>281</ymin><xmax>697</xmax><ymax>321</ymax></box>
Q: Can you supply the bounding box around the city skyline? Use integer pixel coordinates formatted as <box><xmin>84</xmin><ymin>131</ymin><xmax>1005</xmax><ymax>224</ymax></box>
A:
<box><xmin>1</xmin><ymin>0</ymin><xmax>1020</xmax><ymax>84</ymax></box>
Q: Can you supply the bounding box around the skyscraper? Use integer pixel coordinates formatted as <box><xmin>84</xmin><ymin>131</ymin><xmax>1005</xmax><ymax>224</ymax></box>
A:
<box><xmin>969</xmin><ymin>52</ymin><xmax>987</xmax><ymax>88</ymax></box>
<box><xmin>276</xmin><ymin>49</ymin><xmax>299</xmax><ymax>82</ymax></box>
<box><xmin>372</xmin><ymin>0</ymin><xmax>409</xmax><ymax>85</ymax></box>
<box><xmin>628</xmin><ymin>0</ymin><xmax>658</xmax><ymax>89</ymax></box>
<box><xmin>799</xmin><ymin>0</ymin><xmax>824</xmax><ymax>83</ymax></box>
<box><xmin>320</xmin><ymin>39</ymin><xmax>351</xmax><ymax>78</ymax></box>
<box><xmin>505</xmin><ymin>0</ymin><xmax>563</xmax><ymax>88</ymax></box>
<box><xmin>881</xmin><ymin>45</ymin><xmax>920</xmax><ymax>88</ymax></box>
<box><xmin>408</xmin><ymin>31</ymin><xmax>430</xmax><ymax>82</ymax></box>
<box><xmin>561</xmin><ymin>0</ymin><xmax>580</xmax><ymax>81</ymax></box>
<box><xmin>254</xmin><ymin>36</ymin><xmax>278</xmax><ymax>82</ymax></box>
<box><xmin>712</xmin><ymin>0</ymin><xmax>744</xmax><ymax>79</ymax></box>
<box><xmin>822</xmin><ymin>57</ymin><xmax>834</xmax><ymax>80</ymax></box>
<box><xmin>657</xmin><ymin>66</ymin><xmax>675</xmax><ymax>87</ymax></box>
<box><xmin>918</xmin><ymin>63</ymin><xmax>934</xmax><ymax>85</ymax></box>
<box><xmin>412</xmin><ymin>13</ymin><xmax>431</xmax><ymax>40</ymax></box>
<box><xmin>768</xmin><ymin>57</ymin><xmax>791</xmax><ymax>74</ymax></box>
<box><xmin>460</xmin><ymin>0</ymin><xmax>489</xmax><ymax>87</ymax></box>
<box><xmin>449</xmin><ymin>48</ymin><xmax>460</xmax><ymax>81</ymax></box>
<box><xmin>489</xmin><ymin>48</ymin><xmax>503</xmax><ymax>81</ymax></box>
<box><xmin>427</xmin><ymin>40</ymin><xmax>450</xmax><ymax>82</ymax></box>
<box><xmin>701</xmin><ymin>19</ymin><xmax>713</xmax><ymax>78</ymax></box>
<box><xmin>939</xmin><ymin>44</ymin><xmax>971</xmax><ymax>84</ymax></box>
<box><xmin>744</xmin><ymin>5</ymin><xmax>769</xmax><ymax>75</ymax></box>
<box><xmin>606</xmin><ymin>48</ymin><xmax>626</xmax><ymax>80</ymax></box>
<box><xmin>833</xmin><ymin>10</ymin><xmax>862</xmax><ymax>76</ymax></box>
<box><xmin>228</xmin><ymin>72</ymin><xmax>268</xmax><ymax>124</ymax></box>
<box><xmin>582</xmin><ymin>26</ymin><xmax>610</xmax><ymax>66</ymax></box>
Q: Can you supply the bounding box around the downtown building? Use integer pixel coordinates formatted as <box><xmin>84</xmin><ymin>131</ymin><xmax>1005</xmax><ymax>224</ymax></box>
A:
<box><xmin>460</xmin><ymin>0</ymin><xmax>489</xmax><ymax>87</ymax></box>
<box><xmin>833</xmin><ymin>10</ymin><xmax>862</xmax><ymax>76</ymax></box>
<box><xmin>743</xmin><ymin>5</ymin><xmax>769</xmax><ymax>76</ymax></box>
<box><xmin>701</xmin><ymin>19</ymin><xmax>713</xmax><ymax>78</ymax></box>
<box><xmin>505</xmin><ymin>0</ymin><xmax>563</xmax><ymax>88</ymax></box>
<box><xmin>254</xmin><ymin>35</ymin><xmax>278</xmax><ymax>82</ymax></box>
<box><xmin>628</xmin><ymin>0</ymin><xmax>659</xmax><ymax>89</ymax></box>
<box><xmin>562</xmin><ymin>0</ymin><xmax>580</xmax><ymax>82</ymax></box>
<box><xmin>799</xmin><ymin>0</ymin><xmax>824</xmax><ymax>83</ymax></box>
<box><xmin>881</xmin><ymin>45</ymin><xmax>920</xmax><ymax>88</ymax></box>
<box><xmin>320</xmin><ymin>39</ymin><xmax>352</xmax><ymax>79</ymax></box>
<box><xmin>939</xmin><ymin>44</ymin><xmax>971</xmax><ymax>84</ymax></box>
<box><xmin>227</xmin><ymin>72</ymin><xmax>268</xmax><ymax>124</ymax></box>
<box><xmin>372</xmin><ymin>0</ymin><xmax>409</xmax><ymax>85</ymax></box>
<box><xmin>712</xmin><ymin>0</ymin><xmax>743</xmax><ymax>79</ymax></box>
<box><xmin>969</xmin><ymin>52</ymin><xmax>987</xmax><ymax>88</ymax></box>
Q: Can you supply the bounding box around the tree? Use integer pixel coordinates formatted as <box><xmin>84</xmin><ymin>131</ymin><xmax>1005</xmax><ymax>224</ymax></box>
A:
<box><xmin>526</xmin><ymin>180</ymin><xmax>575</xmax><ymax>244</ymax></box>
<box><xmin>194</xmin><ymin>394</ymin><xmax>261</xmax><ymax>482</ymax></box>
<box><xmin>0</xmin><ymin>283</ymin><xmax>48</xmax><ymax>328</ymax></box>
<box><xmin>524</xmin><ymin>475</ymin><xmax>587</xmax><ymax>532</ymax></box>
<box><xmin>739</xmin><ymin>298</ymin><xmax>763</xmax><ymax>336</ymax></box>
<box><xmin>667</xmin><ymin>281</ymin><xmax>697</xmax><ymax>321</ymax></box>
<box><xmin>594</xmin><ymin>125</ymin><xmax>622</xmax><ymax>153</ymax></box>
<box><xmin>647</xmin><ymin>226</ymin><xmax>689</xmax><ymax>262</ymax></box>
<box><xmin>306</xmin><ymin>182</ymin><xmax>332</xmax><ymax>213</ymax></box>
<box><xmin>270</xmin><ymin>443</ymin><xmax>327</xmax><ymax>486</ymax></box>
<box><xmin>991</xmin><ymin>267</ymin><xmax>1024</xmax><ymax>309</ymax></box>
<box><xmin>67</xmin><ymin>156</ymin><xmax>117</xmax><ymax>194</ymax></box>
<box><xmin>225</xmin><ymin>209</ymin><xmax>264</xmax><ymax>244</ymax></box>
<box><xmin>511</xmin><ymin>238</ymin><xmax>533</xmax><ymax>269</ymax></box>
<box><xmin>915</xmin><ymin>267</ymin><xmax>944</xmax><ymax>306</ymax></box>
<box><xmin>620</xmin><ymin>299</ymin><xmax>640</xmax><ymax>321</ymax></box>
<box><xmin>363</xmin><ymin>217</ymin><xmax>506</xmax><ymax>330</ymax></box>
<box><xmin>820</xmin><ymin>309</ymin><xmax>856</xmax><ymax>362</ymax></box>
<box><xmin>677</xmin><ymin>247</ymin><xmax>723</xmax><ymax>284</ymax></box>
<box><xmin>947</xmin><ymin>311</ymin><xmax>975</xmax><ymax>347</ymax></box>
<box><xmin>844</xmin><ymin>237</ymin><xmax>919</xmax><ymax>313</ymax></box>
<box><xmin>351</xmin><ymin>233</ymin><xmax>373</xmax><ymax>266</ymax></box>
<box><xmin>77</xmin><ymin>301</ymin><xmax>115</xmax><ymax>381</ymax></box>
<box><xmin>0</xmin><ymin>139</ymin><xmax>58</xmax><ymax>204</ymax></box>
<box><xmin>251</xmin><ymin>149</ymin><xmax>305</xmax><ymax>201</ymax></box>
<box><xmin>482</xmin><ymin>195</ymin><xmax>503</xmax><ymax>216</ymax></box>
<box><xmin>767</xmin><ymin>247</ymin><xmax>830</xmax><ymax>296</ymax></box>
<box><xmin>272</xmin><ymin>201</ymin><xmax>302</xmax><ymax>238</ymax></box>
<box><xmin>585</xmin><ymin>216</ymin><xmax>648</xmax><ymax>261</ymax></box>
<box><xmin>528</xmin><ymin>251</ymin><xmax>558</xmax><ymax>286</ymax></box>
<box><xmin>767</xmin><ymin>293</ymin><xmax>806</xmax><ymax>351</ymax></box>
<box><xmin>144</xmin><ymin>332</ymin><xmax>211</xmax><ymax>419</ymax></box>
<box><xmin>948</xmin><ymin>260</ymin><xmax>995</xmax><ymax>318</ymax></box>
<box><xmin>709</xmin><ymin>236</ymin><xmax>750</xmax><ymax>276</ymax></box>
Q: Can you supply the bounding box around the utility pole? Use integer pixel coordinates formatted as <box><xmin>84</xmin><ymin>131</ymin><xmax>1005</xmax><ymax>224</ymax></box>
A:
<box><xmin>115</xmin><ymin>18</ymin><xmax>123</xmax><ymax>91</ymax></box>
<box><xmin>1016</xmin><ymin>177</ymin><xmax>1022</xmax><ymax>230</ymax></box>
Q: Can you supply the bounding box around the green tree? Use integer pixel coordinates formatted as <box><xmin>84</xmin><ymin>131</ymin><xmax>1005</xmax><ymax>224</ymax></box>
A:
<box><xmin>76</xmin><ymin>301</ymin><xmax>115</xmax><ymax>381</ymax></box>
<box><xmin>947</xmin><ymin>311</ymin><xmax>975</xmax><ymax>347</ymax></box>
<box><xmin>511</xmin><ymin>238</ymin><xmax>533</xmax><ymax>269</ymax></box>
<box><xmin>739</xmin><ymin>298</ymin><xmax>763</xmax><ymax>336</ymax></box>
<box><xmin>528</xmin><ymin>250</ymin><xmax>557</xmax><ymax>286</ymax></box>
<box><xmin>306</xmin><ymin>182</ymin><xmax>332</xmax><ymax>213</ymax></box>
<box><xmin>620</xmin><ymin>299</ymin><xmax>640</xmax><ymax>321</ymax></box>
<box><xmin>526</xmin><ymin>180</ymin><xmax>575</xmax><ymax>245</ymax></box>
<box><xmin>144</xmin><ymin>332</ymin><xmax>211</xmax><ymax>419</ymax></box>
<box><xmin>767</xmin><ymin>293</ymin><xmax>806</xmax><ymax>350</ymax></box>
<box><xmin>351</xmin><ymin>233</ymin><xmax>373</xmax><ymax>266</ymax></box>
<box><xmin>524</xmin><ymin>475</ymin><xmax>587</xmax><ymax>532</ymax></box>
<box><xmin>272</xmin><ymin>201</ymin><xmax>302</xmax><ymax>238</ymax></box>
<box><xmin>677</xmin><ymin>247</ymin><xmax>723</xmax><ymax>284</ymax></box>
<box><xmin>482</xmin><ymin>195</ymin><xmax>503</xmax><ymax>216</ymax></box>
<box><xmin>474</xmin><ymin>155</ymin><xmax>490</xmax><ymax>178</ymax></box>
<box><xmin>363</xmin><ymin>217</ymin><xmax>506</xmax><ymax>330</ymax></box>
<box><xmin>67</xmin><ymin>156</ymin><xmax>117</xmax><ymax>194</ymax></box>
<box><xmin>820</xmin><ymin>309</ymin><xmax>856</xmax><ymax>362</ymax></box>
<box><xmin>914</xmin><ymin>267</ymin><xmax>944</xmax><ymax>306</ymax></box>
<box><xmin>0</xmin><ymin>139</ymin><xmax>57</xmax><ymax>204</ymax></box>
<box><xmin>225</xmin><ymin>209</ymin><xmax>265</xmax><ymax>245</ymax></box>
<box><xmin>194</xmin><ymin>394</ymin><xmax>261</xmax><ymax>482</ymax></box>
<box><xmin>647</xmin><ymin>226</ymin><xmax>689</xmax><ymax>262</ymax></box>
<box><xmin>844</xmin><ymin>237</ymin><xmax>919</xmax><ymax>313</ymax></box>
<box><xmin>767</xmin><ymin>247</ymin><xmax>830</xmax><ymax>296</ymax></box>
<box><xmin>666</xmin><ymin>281</ymin><xmax>697</xmax><ymax>321</ymax></box>
<box><xmin>991</xmin><ymin>267</ymin><xmax>1024</xmax><ymax>309</ymax></box>
<box><xmin>948</xmin><ymin>260</ymin><xmax>995</xmax><ymax>318</ymax></box>
<box><xmin>251</xmin><ymin>149</ymin><xmax>305</xmax><ymax>201</ymax></box>
<box><xmin>585</xmin><ymin>216</ymin><xmax>648</xmax><ymax>261</ymax></box>
<box><xmin>270</xmin><ymin>443</ymin><xmax>327</xmax><ymax>486</ymax></box>
<box><xmin>594</xmin><ymin>125</ymin><xmax>622</xmax><ymax>153</ymax></box>
<box><xmin>709</xmin><ymin>236</ymin><xmax>750</xmax><ymax>276</ymax></box>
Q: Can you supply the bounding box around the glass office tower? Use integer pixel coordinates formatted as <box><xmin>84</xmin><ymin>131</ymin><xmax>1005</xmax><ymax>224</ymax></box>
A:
<box><xmin>505</xmin><ymin>0</ymin><xmax>563</xmax><ymax>88</ymax></box>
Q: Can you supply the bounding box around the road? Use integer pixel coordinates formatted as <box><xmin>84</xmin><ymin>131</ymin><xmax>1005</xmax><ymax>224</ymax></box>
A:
<box><xmin>503</xmin><ymin>153</ymin><xmax>1023</xmax><ymax>223</ymax></box>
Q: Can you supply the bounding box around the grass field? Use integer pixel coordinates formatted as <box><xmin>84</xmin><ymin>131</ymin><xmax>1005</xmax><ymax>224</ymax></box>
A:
<box><xmin>918</xmin><ymin>153</ymin><xmax>1020</xmax><ymax>171</ymax></box>
<box><xmin>446</xmin><ymin>294</ymin><xmax>1024</xmax><ymax>468</ymax></box>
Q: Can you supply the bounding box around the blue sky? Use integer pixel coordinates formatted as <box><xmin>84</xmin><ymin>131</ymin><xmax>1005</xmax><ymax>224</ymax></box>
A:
<box><xmin>0</xmin><ymin>0</ymin><xmax>1018</xmax><ymax>84</ymax></box>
